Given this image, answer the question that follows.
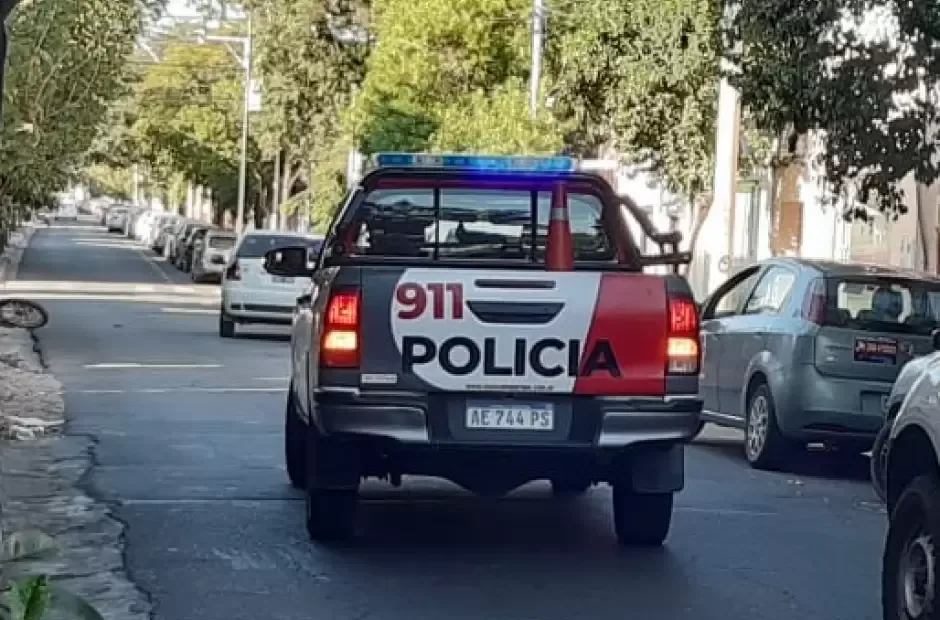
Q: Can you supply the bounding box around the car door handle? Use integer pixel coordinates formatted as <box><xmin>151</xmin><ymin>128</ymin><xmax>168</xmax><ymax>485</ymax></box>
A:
<box><xmin>297</xmin><ymin>294</ymin><xmax>312</xmax><ymax>307</ymax></box>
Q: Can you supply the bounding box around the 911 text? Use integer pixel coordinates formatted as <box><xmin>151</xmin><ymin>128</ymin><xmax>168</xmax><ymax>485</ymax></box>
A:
<box><xmin>395</xmin><ymin>282</ymin><xmax>464</xmax><ymax>320</ymax></box>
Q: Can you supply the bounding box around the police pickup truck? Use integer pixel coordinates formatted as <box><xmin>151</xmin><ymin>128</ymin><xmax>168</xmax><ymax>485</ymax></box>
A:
<box><xmin>263</xmin><ymin>154</ymin><xmax>702</xmax><ymax>547</ymax></box>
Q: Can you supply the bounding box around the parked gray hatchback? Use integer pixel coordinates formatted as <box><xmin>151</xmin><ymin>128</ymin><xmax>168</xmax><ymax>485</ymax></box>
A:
<box><xmin>699</xmin><ymin>259</ymin><xmax>940</xmax><ymax>470</ymax></box>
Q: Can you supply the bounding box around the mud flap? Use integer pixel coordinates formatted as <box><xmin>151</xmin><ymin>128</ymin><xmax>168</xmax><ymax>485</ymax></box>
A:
<box><xmin>627</xmin><ymin>444</ymin><xmax>684</xmax><ymax>494</ymax></box>
<box><xmin>307</xmin><ymin>425</ymin><xmax>361</xmax><ymax>491</ymax></box>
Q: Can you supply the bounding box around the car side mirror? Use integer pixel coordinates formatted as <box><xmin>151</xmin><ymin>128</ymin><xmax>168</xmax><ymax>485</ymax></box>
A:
<box><xmin>931</xmin><ymin>329</ymin><xmax>940</xmax><ymax>351</ymax></box>
<box><xmin>263</xmin><ymin>246</ymin><xmax>315</xmax><ymax>278</ymax></box>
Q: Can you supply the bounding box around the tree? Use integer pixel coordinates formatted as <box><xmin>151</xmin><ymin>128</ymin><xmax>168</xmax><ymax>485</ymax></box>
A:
<box><xmin>245</xmin><ymin>0</ymin><xmax>371</xmax><ymax>227</ymax></box>
<box><xmin>349</xmin><ymin>0</ymin><xmax>562</xmax><ymax>156</ymax></box>
<box><xmin>0</xmin><ymin>0</ymin><xmax>145</xmax><ymax>212</ymax></box>
<box><xmin>725</xmin><ymin>0</ymin><xmax>940</xmax><ymax>224</ymax></box>
<box><xmin>115</xmin><ymin>36</ymin><xmax>268</xmax><ymax>223</ymax></box>
<box><xmin>548</xmin><ymin>0</ymin><xmax>722</xmax><ymax>252</ymax></box>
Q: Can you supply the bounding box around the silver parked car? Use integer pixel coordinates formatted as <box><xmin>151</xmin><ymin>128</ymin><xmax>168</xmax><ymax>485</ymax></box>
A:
<box><xmin>699</xmin><ymin>259</ymin><xmax>940</xmax><ymax>470</ymax></box>
<box><xmin>880</xmin><ymin>351</ymin><xmax>940</xmax><ymax>620</ymax></box>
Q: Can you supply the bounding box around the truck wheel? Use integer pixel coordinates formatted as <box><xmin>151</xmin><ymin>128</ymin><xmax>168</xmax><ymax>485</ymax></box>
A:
<box><xmin>744</xmin><ymin>383</ymin><xmax>794</xmax><ymax>471</ymax></box>
<box><xmin>305</xmin><ymin>432</ymin><xmax>358</xmax><ymax>542</ymax></box>
<box><xmin>871</xmin><ymin>422</ymin><xmax>892</xmax><ymax>504</ymax></box>
<box><xmin>612</xmin><ymin>485</ymin><xmax>673</xmax><ymax>546</ymax></box>
<box><xmin>883</xmin><ymin>475</ymin><xmax>940</xmax><ymax>620</ymax></box>
<box><xmin>284</xmin><ymin>383</ymin><xmax>307</xmax><ymax>490</ymax></box>
<box><xmin>218</xmin><ymin>311</ymin><xmax>236</xmax><ymax>338</ymax></box>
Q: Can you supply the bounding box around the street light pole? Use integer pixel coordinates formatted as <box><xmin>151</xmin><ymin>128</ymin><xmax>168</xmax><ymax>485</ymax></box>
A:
<box><xmin>198</xmin><ymin>16</ymin><xmax>253</xmax><ymax>234</ymax></box>
<box><xmin>234</xmin><ymin>15</ymin><xmax>252</xmax><ymax>235</ymax></box>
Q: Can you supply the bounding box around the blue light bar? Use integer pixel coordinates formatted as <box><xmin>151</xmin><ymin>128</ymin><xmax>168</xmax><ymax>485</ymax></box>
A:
<box><xmin>372</xmin><ymin>153</ymin><xmax>577</xmax><ymax>173</ymax></box>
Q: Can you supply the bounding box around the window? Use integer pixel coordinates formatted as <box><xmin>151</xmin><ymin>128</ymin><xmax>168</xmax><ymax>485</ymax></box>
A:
<box><xmin>827</xmin><ymin>277</ymin><xmax>940</xmax><ymax>335</ymax></box>
<box><xmin>208</xmin><ymin>235</ymin><xmax>236</xmax><ymax>250</ymax></box>
<box><xmin>744</xmin><ymin>267</ymin><xmax>796</xmax><ymax>315</ymax></box>
<box><xmin>236</xmin><ymin>235</ymin><xmax>322</xmax><ymax>259</ymax></box>
<box><xmin>345</xmin><ymin>187</ymin><xmax>615</xmax><ymax>262</ymax></box>
<box><xmin>711</xmin><ymin>270</ymin><xmax>760</xmax><ymax>318</ymax></box>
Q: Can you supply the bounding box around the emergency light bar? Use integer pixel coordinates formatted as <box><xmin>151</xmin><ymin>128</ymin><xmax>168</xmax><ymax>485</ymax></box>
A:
<box><xmin>372</xmin><ymin>153</ymin><xmax>578</xmax><ymax>173</ymax></box>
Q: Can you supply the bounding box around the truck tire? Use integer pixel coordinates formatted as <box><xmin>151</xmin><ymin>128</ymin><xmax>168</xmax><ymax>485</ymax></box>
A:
<box><xmin>285</xmin><ymin>383</ymin><xmax>306</xmax><ymax>490</ymax></box>
<box><xmin>882</xmin><ymin>475</ymin><xmax>940</xmax><ymax>619</ymax></box>
<box><xmin>219</xmin><ymin>310</ymin><xmax>236</xmax><ymax>338</ymax></box>
<box><xmin>612</xmin><ymin>485</ymin><xmax>673</xmax><ymax>546</ymax></box>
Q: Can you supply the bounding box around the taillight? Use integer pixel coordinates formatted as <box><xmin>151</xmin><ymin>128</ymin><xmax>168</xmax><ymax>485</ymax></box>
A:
<box><xmin>225</xmin><ymin>260</ymin><xmax>241</xmax><ymax>281</ymax></box>
<box><xmin>802</xmin><ymin>278</ymin><xmax>827</xmax><ymax>325</ymax></box>
<box><xmin>667</xmin><ymin>297</ymin><xmax>700</xmax><ymax>375</ymax></box>
<box><xmin>321</xmin><ymin>290</ymin><xmax>360</xmax><ymax>368</ymax></box>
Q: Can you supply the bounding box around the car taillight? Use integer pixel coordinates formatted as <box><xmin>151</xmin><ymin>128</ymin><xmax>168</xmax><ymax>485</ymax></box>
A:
<box><xmin>225</xmin><ymin>260</ymin><xmax>241</xmax><ymax>281</ymax></box>
<box><xmin>321</xmin><ymin>290</ymin><xmax>360</xmax><ymax>368</ymax></box>
<box><xmin>667</xmin><ymin>296</ymin><xmax>700</xmax><ymax>375</ymax></box>
<box><xmin>802</xmin><ymin>278</ymin><xmax>827</xmax><ymax>325</ymax></box>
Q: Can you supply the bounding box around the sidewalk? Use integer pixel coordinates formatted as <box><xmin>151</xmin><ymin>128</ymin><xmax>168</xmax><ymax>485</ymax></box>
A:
<box><xmin>0</xmin><ymin>222</ymin><xmax>150</xmax><ymax>619</ymax></box>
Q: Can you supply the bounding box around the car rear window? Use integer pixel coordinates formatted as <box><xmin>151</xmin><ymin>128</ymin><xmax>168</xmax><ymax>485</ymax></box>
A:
<box><xmin>208</xmin><ymin>235</ymin><xmax>236</xmax><ymax>250</ymax></box>
<box><xmin>344</xmin><ymin>188</ymin><xmax>615</xmax><ymax>261</ymax></box>
<box><xmin>826</xmin><ymin>276</ymin><xmax>940</xmax><ymax>335</ymax></box>
<box><xmin>236</xmin><ymin>235</ymin><xmax>322</xmax><ymax>258</ymax></box>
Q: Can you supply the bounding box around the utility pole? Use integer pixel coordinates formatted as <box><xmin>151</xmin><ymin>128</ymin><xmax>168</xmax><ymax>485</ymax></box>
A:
<box><xmin>529</xmin><ymin>0</ymin><xmax>545</xmax><ymax>118</ymax></box>
<box><xmin>234</xmin><ymin>14</ymin><xmax>253</xmax><ymax>235</ymax></box>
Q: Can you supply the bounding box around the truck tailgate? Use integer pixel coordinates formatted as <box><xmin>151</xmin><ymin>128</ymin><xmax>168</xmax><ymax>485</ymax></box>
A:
<box><xmin>359</xmin><ymin>267</ymin><xmax>669</xmax><ymax>396</ymax></box>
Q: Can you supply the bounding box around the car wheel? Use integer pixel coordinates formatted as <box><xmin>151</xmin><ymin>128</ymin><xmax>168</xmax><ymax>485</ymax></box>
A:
<box><xmin>744</xmin><ymin>382</ymin><xmax>794</xmax><ymax>471</ymax></box>
<box><xmin>883</xmin><ymin>475</ymin><xmax>940</xmax><ymax>620</ymax></box>
<box><xmin>872</xmin><ymin>423</ymin><xmax>892</xmax><ymax>504</ymax></box>
<box><xmin>285</xmin><ymin>382</ymin><xmax>307</xmax><ymax>490</ymax></box>
<box><xmin>612</xmin><ymin>485</ymin><xmax>673</xmax><ymax>547</ymax></box>
<box><xmin>550</xmin><ymin>477</ymin><xmax>591</xmax><ymax>497</ymax></box>
<box><xmin>218</xmin><ymin>310</ymin><xmax>236</xmax><ymax>338</ymax></box>
<box><xmin>305</xmin><ymin>431</ymin><xmax>358</xmax><ymax>542</ymax></box>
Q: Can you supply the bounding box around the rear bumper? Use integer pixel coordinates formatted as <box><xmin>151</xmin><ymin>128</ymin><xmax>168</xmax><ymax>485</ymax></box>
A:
<box><xmin>312</xmin><ymin>388</ymin><xmax>702</xmax><ymax>448</ymax></box>
<box><xmin>776</xmin><ymin>364</ymin><xmax>888</xmax><ymax>444</ymax></box>
<box><xmin>222</xmin><ymin>288</ymin><xmax>297</xmax><ymax>324</ymax></box>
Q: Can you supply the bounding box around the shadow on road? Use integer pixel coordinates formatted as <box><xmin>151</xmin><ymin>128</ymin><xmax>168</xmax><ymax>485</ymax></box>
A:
<box><xmin>695</xmin><ymin>434</ymin><xmax>871</xmax><ymax>483</ymax></box>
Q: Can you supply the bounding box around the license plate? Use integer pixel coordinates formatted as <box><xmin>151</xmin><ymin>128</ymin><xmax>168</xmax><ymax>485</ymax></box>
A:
<box><xmin>272</xmin><ymin>276</ymin><xmax>293</xmax><ymax>284</ymax></box>
<box><xmin>465</xmin><ymin>403</ymin><xmax>554</xmax><ymax>431</ymax></box>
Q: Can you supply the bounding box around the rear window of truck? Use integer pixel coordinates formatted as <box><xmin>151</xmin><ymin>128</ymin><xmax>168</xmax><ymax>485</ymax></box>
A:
<box><xmin>826</xmin><ymin>276</ymin><xmax>940</xmax><ymax>335</ymax></box>
<box><xmin>343</xmin><ymin>188</ymin><xmax>615</xmax><ymax>262</ymax></box>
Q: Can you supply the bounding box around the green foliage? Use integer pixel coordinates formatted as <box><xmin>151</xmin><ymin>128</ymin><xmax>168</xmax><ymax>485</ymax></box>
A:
<box><xmin>725</xmin><ymin>0</ymin><xmax>940</xmax><ymax>219</ymax></box>
<box><xmin>0</xmin><ymin>0</ymin><xmax>146</xmax><ymax>207</ymax></box>
<box><xmin>548</xmin><ymin>0</ymin><xmax>721</xmax><ymax>200</ymax></box>
<box><xmin>83</xmin><ymin>164</ymin><xmax>133</xmax><ymax>199</ymax></box>
<box><xmin>244</xmin><ymin>0</ymin><xmax>370</xmax><ymax>225</ymax></box>
<box><xmin>0</xmin><ymin>531</ymin><xmax>104</xmax><ymax>620</ymax></box>
<box><xmin>350</xmin><ymin>0</ymin><xmax>561</xmax><ymax>155</ymax></box>
<box><xmin>118</xmin><ymin>34</ymin><xmax>266</xmax><ymax>218</ymax></box>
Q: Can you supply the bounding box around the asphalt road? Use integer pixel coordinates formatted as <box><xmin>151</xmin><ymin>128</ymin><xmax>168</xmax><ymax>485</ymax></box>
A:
<box><xmin>16</xmin><ymin>221</ymin><xmax>887</xmax><ymax>620</ymax></box>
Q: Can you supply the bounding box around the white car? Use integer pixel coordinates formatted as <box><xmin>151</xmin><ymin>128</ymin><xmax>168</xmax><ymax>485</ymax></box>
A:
<box><xmin>105</xmin><ymin>208</ymin><xmax>128</xmax><ymax>233</ymax></box>
<box><xmin>881</xmin><ymin>339</ymin><xmax>940</xmax><ymax>619</ymax></box>
<box><xmin>134</xmin><ymin>211</ymin><xmax>155</xmax><ymax>243</ymax></box>
<box><xmin>219</xmin><ymin>230</ymin><xmax>323</xmax><ymax>338</ymax></box>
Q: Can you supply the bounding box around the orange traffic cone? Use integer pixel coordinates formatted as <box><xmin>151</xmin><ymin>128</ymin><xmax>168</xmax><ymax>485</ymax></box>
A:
<box><xmin>545</xmin><ymin>181</ymin><xmax>573</xmax><ymax>271</ymax></box>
